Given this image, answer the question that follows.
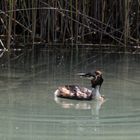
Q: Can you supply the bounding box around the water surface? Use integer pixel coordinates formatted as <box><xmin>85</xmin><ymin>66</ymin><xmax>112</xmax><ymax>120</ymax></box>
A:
<box><xmin>0</xmin><ymin>49</ymin><xmax>140</xmax><ymax>140</ymax></box>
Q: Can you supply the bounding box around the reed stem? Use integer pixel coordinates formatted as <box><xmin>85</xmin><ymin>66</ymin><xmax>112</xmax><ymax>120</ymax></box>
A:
<box><xmin>0</xmin><ymin>0</ymin><xmax>139</xmax><ymax>50</ymax></box>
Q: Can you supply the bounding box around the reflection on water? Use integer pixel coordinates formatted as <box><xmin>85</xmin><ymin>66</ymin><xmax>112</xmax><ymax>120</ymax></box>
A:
<box><xmin>0</xmin><ymin>48</ymin><xmax>140</xmax><ymax>140</ymax></box>
<box><xmin>54</xmin><ymin>96</ymin><xmax>105</xmax><ymax>112</ymax></box>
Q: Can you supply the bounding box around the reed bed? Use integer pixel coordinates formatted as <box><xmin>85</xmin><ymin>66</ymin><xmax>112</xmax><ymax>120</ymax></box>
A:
<box><xmin>0</xmin><ymin>0</ymin><xmax>140</xmax><ymax>50</ymax></box>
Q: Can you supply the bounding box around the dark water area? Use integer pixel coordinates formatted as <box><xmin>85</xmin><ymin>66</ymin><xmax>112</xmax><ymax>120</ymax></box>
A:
<box><xmin>0</xmin><ymin>48</ymin><xmax>140</xmax><ymax>140</ymax></box>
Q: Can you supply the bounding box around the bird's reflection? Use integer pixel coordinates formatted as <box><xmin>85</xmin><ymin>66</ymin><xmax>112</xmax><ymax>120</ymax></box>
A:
<box><xmin>54</xmin><ymin>96</ymin><xmax>106</xmax><ymax>134</ymax></box>
<box><xmin>54</xmin><ymin>96</ymin><xmax>105</xmax><ymax>115</ymax></box>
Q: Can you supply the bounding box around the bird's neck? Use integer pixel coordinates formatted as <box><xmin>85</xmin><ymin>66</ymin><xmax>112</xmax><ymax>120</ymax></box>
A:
<box><xmin>92</xmin><ymin>86</ymin><xmax>102</xmax><ymax>100</ymax></box>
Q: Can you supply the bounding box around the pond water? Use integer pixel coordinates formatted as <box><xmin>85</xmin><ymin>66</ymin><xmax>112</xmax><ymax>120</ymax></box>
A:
<box><xmin>0</xmin><ymin>48</ymin><xmax>140</xmax><ymax>140</ymax></box>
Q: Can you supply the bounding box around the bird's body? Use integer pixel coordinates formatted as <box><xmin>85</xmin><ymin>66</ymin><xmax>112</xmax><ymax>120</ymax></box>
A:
<box><xmin>54</xmin><ymin>70</ymin><xmax>104</xmax><ymax>101</ymax></box>
<box><xmin>54</xmin><ymin>85</ymin><xmax>93</xmax><ymax>100</ymax></box>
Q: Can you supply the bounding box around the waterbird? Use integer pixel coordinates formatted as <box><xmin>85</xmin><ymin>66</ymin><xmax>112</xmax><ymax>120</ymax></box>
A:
<box><xmin>54</xmin><ymin>70</ymin><xmax>104</xmax><ymax>101</ymax></box>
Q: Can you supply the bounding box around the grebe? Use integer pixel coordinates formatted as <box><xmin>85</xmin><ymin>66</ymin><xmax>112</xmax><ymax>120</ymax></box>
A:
<box><xmin>54</xmin><ymin>70</ymin><xmax>104</xmax><ymax>101</ymax></box>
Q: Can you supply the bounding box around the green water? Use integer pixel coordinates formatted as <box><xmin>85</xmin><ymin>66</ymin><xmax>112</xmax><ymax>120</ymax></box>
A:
<box><xmin>0</xmin><ymin>49</ymin><xmax>140</xmax><ymax>140</ymax></box>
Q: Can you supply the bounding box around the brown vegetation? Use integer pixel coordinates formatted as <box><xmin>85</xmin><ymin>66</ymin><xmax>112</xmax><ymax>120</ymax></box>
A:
<box><xmin>0</xmin><ymin>0</ymin><xmax>140</xmax><ymax>50</ymax></box>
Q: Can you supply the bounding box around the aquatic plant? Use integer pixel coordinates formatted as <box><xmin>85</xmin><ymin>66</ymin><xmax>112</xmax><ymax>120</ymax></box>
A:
<box><xmin>0</xmin><ymin>0</ymin><xmax>139</xmax><ymax>50</ymax></box>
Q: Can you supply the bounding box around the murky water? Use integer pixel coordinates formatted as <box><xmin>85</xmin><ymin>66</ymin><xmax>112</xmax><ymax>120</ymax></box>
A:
<box><xmin>0</xmin><ymin>48</ymin><xmax>140</xmax><ymax>140</ymax></box>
